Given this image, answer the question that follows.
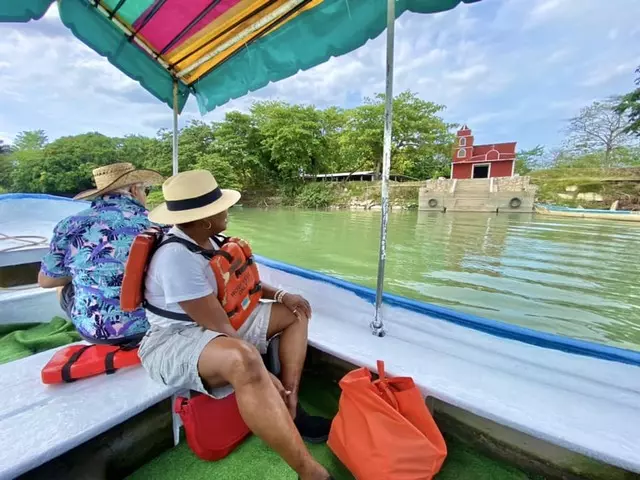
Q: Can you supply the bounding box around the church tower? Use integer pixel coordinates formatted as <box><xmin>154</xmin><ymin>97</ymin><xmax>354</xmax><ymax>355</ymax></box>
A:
<box><xmin>454</xmin><ymin>125</ymin><xmax>474</xmax><ymax>162</ymax></box>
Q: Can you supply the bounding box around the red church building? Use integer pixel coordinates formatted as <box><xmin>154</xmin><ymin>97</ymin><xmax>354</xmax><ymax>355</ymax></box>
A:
<box><xmin>451</xmin><ymin>125</ymin><xmax>516</xmax><ymax>179</ymax></box>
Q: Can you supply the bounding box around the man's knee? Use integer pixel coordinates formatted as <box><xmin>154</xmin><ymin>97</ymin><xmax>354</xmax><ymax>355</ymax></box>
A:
<box><xmin>226</xmin><ymin>340</ymin><xmax>266</xmax><ymax>386</ymax></box>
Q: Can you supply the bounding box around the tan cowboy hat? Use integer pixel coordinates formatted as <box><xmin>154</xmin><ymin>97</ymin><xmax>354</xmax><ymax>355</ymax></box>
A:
<box><xmin>149</xmin><ymin>170</ymin><xmax>241</xmax><ymax>225</ymax></box>
<box><xmin>74</xmin><ymin>162</ymin><xmax>164</xmax><ymax>200</ymax></box>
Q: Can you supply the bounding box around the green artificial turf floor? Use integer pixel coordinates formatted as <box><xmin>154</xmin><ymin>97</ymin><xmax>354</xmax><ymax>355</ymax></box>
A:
<box><xmin>0</xmin><ymin>318</ymin><xmax>80</xmax><ymax>365</ymax></box>
<box><xmin>128</xmin><ymin>374</ymin><xmax>538</xmax><ymax>480</ymax></box>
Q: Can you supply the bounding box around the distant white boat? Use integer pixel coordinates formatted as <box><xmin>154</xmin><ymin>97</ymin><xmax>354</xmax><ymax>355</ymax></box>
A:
<box><xmin>0</xmin><ymin>194</ymin><xmax>89</xmax><ymax>324</ymax></box>
<box><xmin>535</xmin><ymin>203</ymin><xmax>640</xmax><ymax>223</ymax></box>
<box><xmin>0</xmin><ymin>193</ymin><xmax>89</xmax><ymax>267</ymax></box>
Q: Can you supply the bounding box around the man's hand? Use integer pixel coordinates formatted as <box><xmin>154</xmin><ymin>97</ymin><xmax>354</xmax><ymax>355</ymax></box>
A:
<box><xmin>282</xmin><ymin>293</ymin><xmax>312</xmax><ymax>320</ymax></box>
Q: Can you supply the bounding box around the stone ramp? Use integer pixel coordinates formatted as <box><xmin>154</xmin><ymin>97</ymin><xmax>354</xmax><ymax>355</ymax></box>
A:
<box><xmin>419</xmin><ymin>177</ymin><xmax>537</xmax><ymax>212</ymax></box>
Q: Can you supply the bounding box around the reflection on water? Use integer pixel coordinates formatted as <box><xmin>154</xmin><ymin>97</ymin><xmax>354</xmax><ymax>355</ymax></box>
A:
<box><xmin>229</xmin><ymin>209</ymin><xmax>640</xmax><ymax>351</ymax></box>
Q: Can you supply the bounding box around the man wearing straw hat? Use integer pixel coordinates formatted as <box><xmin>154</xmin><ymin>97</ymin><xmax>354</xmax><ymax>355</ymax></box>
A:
<box><xmin>140</xmin><ymin>170</ymin><xmax>334</xmax><ymax>480</ymax></box>
<box><xmin>38</xmin><ymin>162</ymin><xmax>163</xmax><ymax>346</ymax></box>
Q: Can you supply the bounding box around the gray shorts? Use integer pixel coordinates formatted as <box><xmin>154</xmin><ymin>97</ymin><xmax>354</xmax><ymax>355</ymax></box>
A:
<box><xmin>138</xmin><ymin>302</ymin><xmax>272</xmax><ymax>398</ymax></box>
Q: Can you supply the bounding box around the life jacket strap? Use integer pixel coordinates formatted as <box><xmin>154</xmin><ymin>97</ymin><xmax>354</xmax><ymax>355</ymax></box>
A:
<box><xmin>159</xmin><ymin>235</ymin><xmax>234</xmax><ymax>262</ymax></box>
<box><xmin>235</xmin><ymin>256</ymin><xmax>255</xmax><ymax>277</ymax></box>
<box><xmin>144</xmin><ymin>301</ymin><xmax>193</xmax><ymax>323</ymax></box>
<box><xmin>61</xmin><ymin>345</ymin><xmax>94</xmax><ymax>383</ymax></box>
<box><xmin>104</xmin><ymin>350</ymin><xmax>117</xmax><ymax>375</ymax></box>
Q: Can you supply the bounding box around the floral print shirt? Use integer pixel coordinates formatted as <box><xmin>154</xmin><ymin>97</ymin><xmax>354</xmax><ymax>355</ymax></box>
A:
<box><xmin>40</xmin><ymin>193</ymin><xmax>154</xmax><ymax>342</ymax></box>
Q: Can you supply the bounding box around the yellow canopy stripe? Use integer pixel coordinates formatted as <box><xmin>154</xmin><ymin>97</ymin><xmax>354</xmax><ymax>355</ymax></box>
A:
<box><xmin>167</xmin><ymin>0</ymin><xmax>323</xmax><ymax>84</ymax></box>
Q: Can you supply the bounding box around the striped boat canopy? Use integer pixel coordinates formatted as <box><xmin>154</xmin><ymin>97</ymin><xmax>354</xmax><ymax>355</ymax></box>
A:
<box><xmin>1</xmin><ymin>0</ymin><xmax>480</xmax><ymax>114</ymax></box>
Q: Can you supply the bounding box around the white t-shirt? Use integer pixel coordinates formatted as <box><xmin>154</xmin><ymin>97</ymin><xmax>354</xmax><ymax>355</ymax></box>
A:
<box><xmin>145</xmin><ymin>226</ymin><xmax>219</xmax><ymax>328</ymax></box>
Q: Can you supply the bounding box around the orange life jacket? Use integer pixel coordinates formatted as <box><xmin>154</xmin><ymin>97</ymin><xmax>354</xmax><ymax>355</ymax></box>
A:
<box><xmin>41</xmin><ymin>344</ymin><xmax>141</xmax><ymax>384</ymax></box>
<box><xmin>120</xmin><ymin>229</ymin><xmax>262</xmax><ymax>330</ymax></box>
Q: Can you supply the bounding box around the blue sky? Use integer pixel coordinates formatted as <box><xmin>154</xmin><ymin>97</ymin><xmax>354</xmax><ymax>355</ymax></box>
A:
<box><xmin>0</xmin><ymin>0</ymin><xmax>638</xmax><ymax>151</ymax></box>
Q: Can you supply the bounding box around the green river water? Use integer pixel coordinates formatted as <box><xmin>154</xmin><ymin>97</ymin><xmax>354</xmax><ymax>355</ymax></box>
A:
<box><xmin>227</xmin><ymin>209</ymin><xmax>640</xmax><ymax>352</ymax></box>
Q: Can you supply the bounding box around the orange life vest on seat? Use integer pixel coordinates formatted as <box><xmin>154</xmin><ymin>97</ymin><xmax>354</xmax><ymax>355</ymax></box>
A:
<box><xmin>120</xmin><ymin>229</ymin><xmax>262</xmax><ymax>330</ymax></box>
<box><xmin>41</xmin><ymin>344</ymin><xmax>141</xmax><ymax>384</ymax></box>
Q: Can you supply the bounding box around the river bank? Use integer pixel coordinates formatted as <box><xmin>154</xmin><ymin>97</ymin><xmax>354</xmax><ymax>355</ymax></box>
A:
<box><xmin>231</xmin><ymin>181</ymin><xmax>422</xmax><ymax>210</ymax></box>
<box><xmin>145</xmin><ymin>167</ymin><xmax>640</xmax><ymax>212</ymax></box>
<box><xmin>530</xmin><ymin>167</ymin><xmax>640</xmax><ymax>209</ymax></box>
<box><xmin>245</xmin><ymin>167</ymin><xmax>640</xmax><ymax>211</ymax></box>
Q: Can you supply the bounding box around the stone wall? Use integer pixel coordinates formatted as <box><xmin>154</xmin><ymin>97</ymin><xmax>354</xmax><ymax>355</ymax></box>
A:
<box><xmin>423</xmin><ymin>177</ymin><xmax>455</xmax><ymax>193</ymax></box>
<box><xmin>493</xmin><ymin>176</ymin><xmax>537</xmax><ymax>193</ymax></box>
<box><xmin>419</xmin><ymin>176</ymin><xmax>537</xmax><ymax>212</ymax></box>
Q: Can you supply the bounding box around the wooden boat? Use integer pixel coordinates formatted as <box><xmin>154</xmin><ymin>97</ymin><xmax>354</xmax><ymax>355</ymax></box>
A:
<box><xmin>535</xmin><ymin>203</ymin><xmax>640</xmax><ymax>223</ymax></box>
<box><xmin>1</xmin><ymin>1</ymin><xmax>639</xmax><ymax>479</ymax></box>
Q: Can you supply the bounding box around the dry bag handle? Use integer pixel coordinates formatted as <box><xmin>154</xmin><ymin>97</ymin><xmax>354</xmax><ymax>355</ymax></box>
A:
<box><xmin>373</xmin><ymin>360</ymin><xmax>399</xmax><ymax>411</ymax></box>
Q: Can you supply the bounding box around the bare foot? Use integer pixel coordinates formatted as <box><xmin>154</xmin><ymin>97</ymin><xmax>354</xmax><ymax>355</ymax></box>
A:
<box><xmin>298</xmin><ymin>462</ymin><xmax>331</xmax><ymax>480</ymax></box>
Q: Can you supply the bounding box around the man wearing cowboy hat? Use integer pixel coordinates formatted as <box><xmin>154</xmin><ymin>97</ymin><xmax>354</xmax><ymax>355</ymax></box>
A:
<box><xmin>38</xmin><ymin>162</ymin><xmax>163</xmax><ymax>346</ymax></box>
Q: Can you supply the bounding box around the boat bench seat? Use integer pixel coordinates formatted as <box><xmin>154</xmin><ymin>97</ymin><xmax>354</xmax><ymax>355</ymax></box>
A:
<box><xmin>258</xmin><ymin>259</ymin><xmax>640</xmax><ymax>475</ymax></box>
<box><xmin>0</xmin><ymin>344</ymin><xmax>178</xmax><ymax>480</ymax></box>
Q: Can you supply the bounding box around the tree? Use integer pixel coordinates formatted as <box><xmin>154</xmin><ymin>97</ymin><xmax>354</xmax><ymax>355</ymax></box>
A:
<box><xmin>564</xmin><ymin>98</ymin><xmax>635</xmax><ymax>167</ymax></box>
<box><xmin>515</xmin><ymin>145</ymin><xmax>545</xmax><ymax>175</ymax></box>
<box><xmin>339</xmin><ymin>91</ymin><xmax>454</xmax><ymax>180</ymax></box>
<box><xmin>212</xmin><ymin>111</ymin><xmax>264</xmax><ymax>190</ymax></box>
<box><xmin>0</xmin><ymin>140</ymin><xmax>12</xmax><ymax>189</ymax></box>
<box><xmin>251</xmin><ymin>101</ymin><xmax>328</xmax><ymax>193</ymax></box>
<box><xmin>12</xmin><ymin>133</ymin><xmax>118</xmax><ymax>194</ymax></box>
<box><xmin>616</xmin><ymin>65</ymin><xmax>640</xmax><ymax>137</ymax></box>
<box><xmin>7</xmin><ymin>130</ymin><xmax>48</xmax><ymax>193</ymax></box>
<box><xmin>1</xmin><ymin>92</ymin><xmax>462</xmax><ymax>196</ymax></box>
<box><xmin>13</xmin><ymin>130</ymin><xmax>48</xmax><ymax>150</ymax></box>
<box><xmin>116</xmin><ymin>134</ymin><xmax>162</xmax><ymax>169</ymax></box>
<box><xmin>177</xmin><ymin>120</ymin><xmax>217</xmax><ymax>172</ymax></box>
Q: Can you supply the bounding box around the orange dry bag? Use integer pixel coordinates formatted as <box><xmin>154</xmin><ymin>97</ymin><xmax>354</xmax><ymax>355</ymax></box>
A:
<box><xmin>41</xmin><ymin>344</ymin><xmax>141</xmax><ymax>384</ymax></box>
<box><xmin>328</xmin><ymin>360</ymin><xmax>447</xmax><ymax>480</ymax></box>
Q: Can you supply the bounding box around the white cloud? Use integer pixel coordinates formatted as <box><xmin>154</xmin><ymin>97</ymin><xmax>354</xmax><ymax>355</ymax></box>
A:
<box><xmin>0</xmin><ymin>0</ymin><xmax>639</xmax><ymax>154</ymax></box>
<box><xmin>0</xmin><ymin>132</ymin><xmax>13</xmax><ymax>145</ymax></box>
<box><xmin>530</xmin><ymin>0</ymin><xmax>567</xmax><ymax>20</ymax></box>
<box><xmin>445</xmin><ymin>64</ymin><xmax>489</xmax><ymax>82</ymax></box>
<box><xmin>580</xmin><ymin>60</ymin><xmax>640</xmax><ymax>88</ymax></box>
<box><xmin>43</xmin><ymin>2</ymin><xmax>60</xmax><ymax>20</ymax></box>
<box><xmin>546</xmin><ymin>48</ymin><xmax>572</xmax><ymax>64</ymax></box>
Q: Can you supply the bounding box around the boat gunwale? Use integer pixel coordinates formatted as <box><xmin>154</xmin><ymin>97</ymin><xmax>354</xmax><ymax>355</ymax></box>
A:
<box><xmin>255</xmin><ymin>255</ymin><xmax>640</xmax><ymax>368</ymax></box>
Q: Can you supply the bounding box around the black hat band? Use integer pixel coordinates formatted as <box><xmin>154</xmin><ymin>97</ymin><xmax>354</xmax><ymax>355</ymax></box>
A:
<box><xmin>165</xmin><ymin>187</ymin><xmax>223</xmax><ymax>211</ymax></box>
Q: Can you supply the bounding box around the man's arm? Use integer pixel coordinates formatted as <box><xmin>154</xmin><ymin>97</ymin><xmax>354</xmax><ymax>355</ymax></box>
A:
<box><xmin>37</xmin><ymin>272</ymin><xmax>71</xmax><ymax>289</ymax></box>
<box><xmin>39</xmin><ymin>220</ymin><xmax>72</xmax><ymax>289</ymax></box>
<box><xmin>260</xmin><ymin>283</ymin><xmax>280</xmax><ymax>301</ymax></box>
<box><xmin>260</xmin><ymin>283</ymin><xmax>312</xmax><ymax>320</ymax></box>
<box><xmin>178</xmin><ymin>293</ymin><xmax>240</xmax><ymax>338</ymax></box>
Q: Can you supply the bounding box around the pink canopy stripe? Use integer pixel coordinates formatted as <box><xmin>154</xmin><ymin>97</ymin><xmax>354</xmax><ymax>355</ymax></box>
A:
<box><xmin>132</xmin><ymin>0</ymin><xmax>244</xmax><ymax>54</ymax></box>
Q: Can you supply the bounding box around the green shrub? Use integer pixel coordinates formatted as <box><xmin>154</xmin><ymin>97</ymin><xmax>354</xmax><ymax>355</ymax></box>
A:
<box><xmin>295</xmin><ymin>183</ymin><xmax>336</xmax><ymax>209</ymax></box>
<box><xmin>146</xmin><ymin>190</ymin><xmax>164</xmax><ymax>209</ymax></box>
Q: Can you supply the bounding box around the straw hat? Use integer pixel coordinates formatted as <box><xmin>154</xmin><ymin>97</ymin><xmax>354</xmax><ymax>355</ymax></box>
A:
<box><xmin>74</xmin><ymin>162</ymin><xmax>163</xmax><ymax>200</ymax></box>
<box><xmin>149</xmin><ymin>170</ymin><xmax>241</xmax><ymax>225</ymax></box>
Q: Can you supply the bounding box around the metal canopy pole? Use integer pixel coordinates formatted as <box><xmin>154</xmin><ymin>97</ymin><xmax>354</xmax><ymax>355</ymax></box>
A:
<box><xmin>371</xmin><ymin>0</ymin><xmax>396</xmax><ymax>337</ymax></box>
<box><xmin>172</xmin><ymin>80</ymin><xmax>179</xmax><ymax>175</ymax></box>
